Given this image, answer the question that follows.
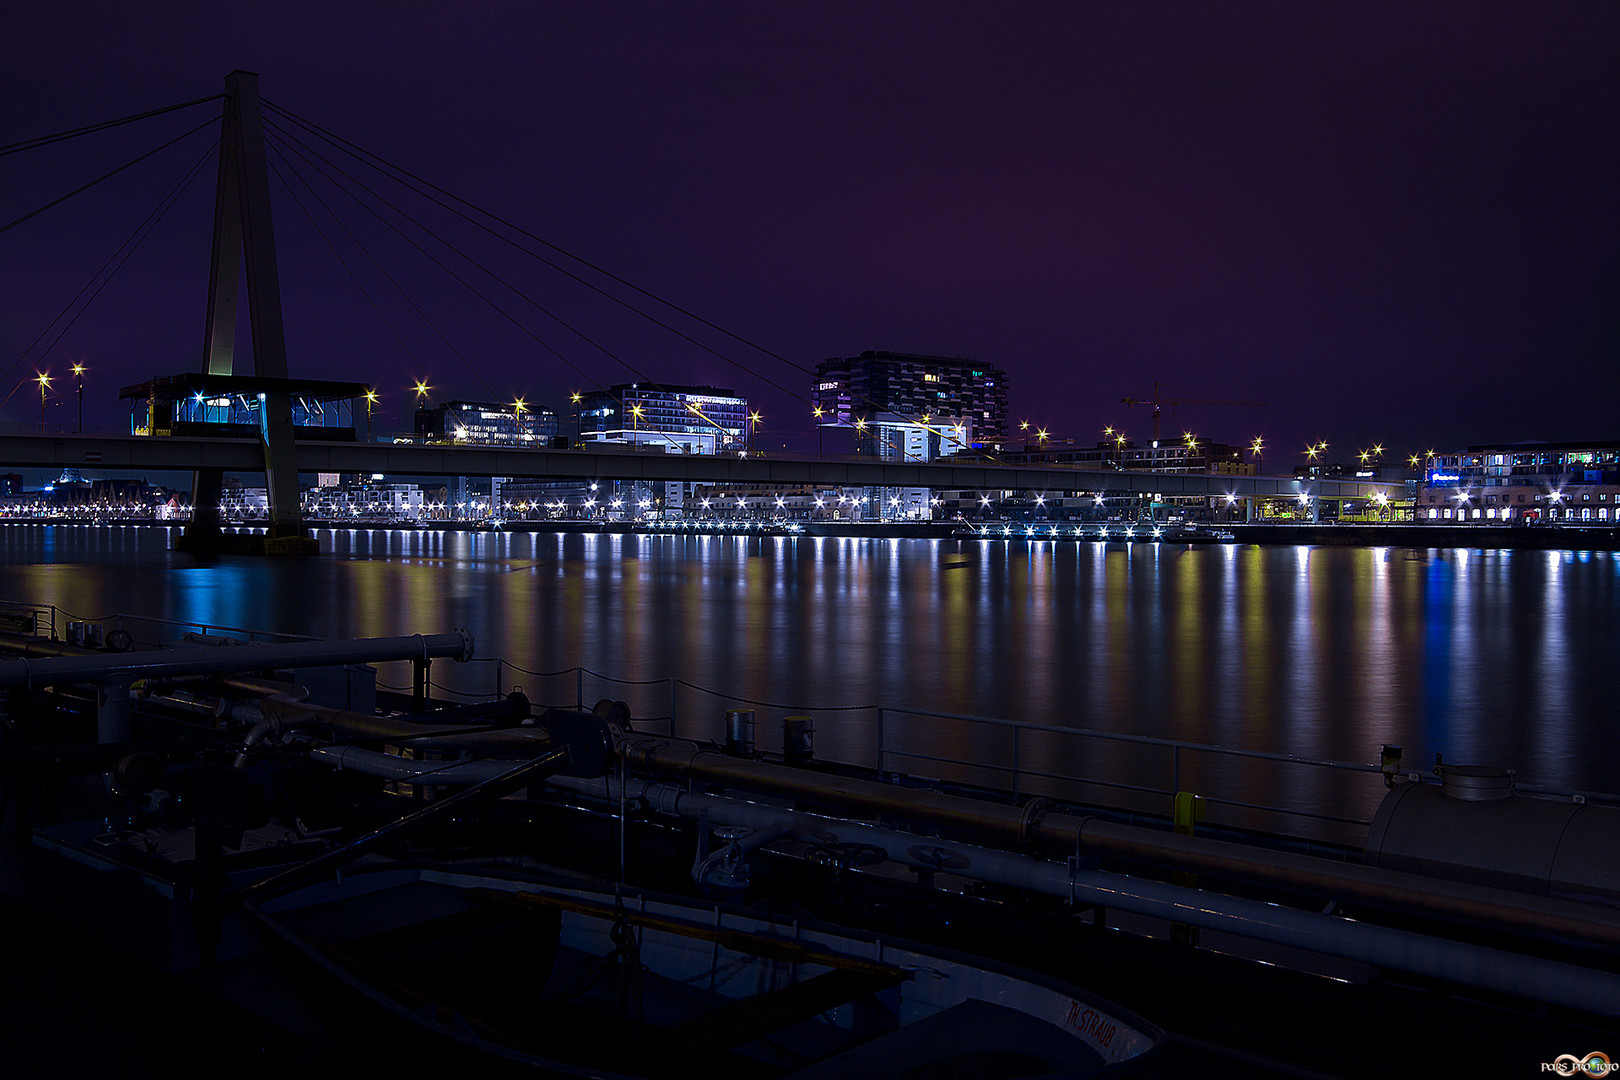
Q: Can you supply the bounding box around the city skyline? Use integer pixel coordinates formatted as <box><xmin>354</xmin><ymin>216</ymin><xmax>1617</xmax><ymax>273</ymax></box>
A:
<box><xmin>3</xmin><ymin>3</ymin><xmax>1616</xmax><ymax>464</ymax></box>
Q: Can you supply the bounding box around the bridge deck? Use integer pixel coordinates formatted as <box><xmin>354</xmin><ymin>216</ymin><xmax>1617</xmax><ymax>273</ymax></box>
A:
<box><xmin>0</xmin><ymin>433</ymin><xmax>1392</xmax><ymax>499</ymax></box>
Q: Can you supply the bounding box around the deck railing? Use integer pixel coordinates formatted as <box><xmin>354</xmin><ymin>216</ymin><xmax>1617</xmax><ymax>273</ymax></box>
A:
<box><xmin>10</xmin><ymin>602</ymin><xmax>1610</xmax><ymax>847</ymax></box>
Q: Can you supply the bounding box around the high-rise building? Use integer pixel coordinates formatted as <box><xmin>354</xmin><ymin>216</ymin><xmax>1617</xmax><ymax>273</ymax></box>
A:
<box><xmin>813</xmin><ymin>350</ymin><xmax>1010</xmax><ymax>447</ymax></box>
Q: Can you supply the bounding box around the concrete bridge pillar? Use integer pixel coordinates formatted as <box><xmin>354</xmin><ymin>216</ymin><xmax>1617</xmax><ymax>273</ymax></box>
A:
<box><xmin>182</xmin><ymin>467</ymin><xmax>225</xmax><ymax>551</ymax></box>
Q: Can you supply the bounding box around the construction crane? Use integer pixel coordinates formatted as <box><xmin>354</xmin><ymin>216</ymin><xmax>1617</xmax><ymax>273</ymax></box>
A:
<box><xmin>1120</xmin><ymin>381</ymin><xmax>1265</xmax><ymax>442</ymax></box>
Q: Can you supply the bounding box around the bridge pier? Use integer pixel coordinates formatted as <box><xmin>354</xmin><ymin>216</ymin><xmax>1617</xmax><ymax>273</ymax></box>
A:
<box><xmin>179</xmin><ymin>468</ymin><xmax>224</xmax><ymax>554</ymax></box>
<box><xmin>257</xmin><ymin>388</ymin><xmax>304</xmax><ymax>539</ymax></box>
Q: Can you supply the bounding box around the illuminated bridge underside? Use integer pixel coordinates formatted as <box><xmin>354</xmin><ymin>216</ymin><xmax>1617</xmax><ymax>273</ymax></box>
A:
<box><xmin>0</xmin><ymin>434</ymin><xmax>1392</xmax><ymax>499</ymax></box>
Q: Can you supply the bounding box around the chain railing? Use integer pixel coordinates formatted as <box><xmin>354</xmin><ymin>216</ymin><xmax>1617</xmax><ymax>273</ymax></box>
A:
<box><xmin>10</xmin><ymin>604</ymin><xmax>1612</xmax><ymax>847</ymax></box>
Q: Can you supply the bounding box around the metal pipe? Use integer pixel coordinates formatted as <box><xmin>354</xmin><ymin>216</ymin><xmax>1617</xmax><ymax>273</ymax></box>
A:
<box><xmin>218</xmin><ymin>676</ymin><xmax>309</xmax><ymax>703</ymax></box>
<box><xmin>235</xmin><ymin>699</ymin><xmax>519</xmax><ymax>767</ymax></box>
<box><xmin>0</xmin><ymin>630</ymin><xmax>475</xmax><ymax>690</ymax></box>
<box><xmin>542</xmin><ymin>773</ymin><xmax>1620</xmax><ymax>1018</ymax></box>
<box><xmin>312</xmin><ymin>745</ymin><xmax>545</xmax><ymax>785</ymax></box>
<box><xmin>615</xmin><ymin>735</ymin><xmax>1620</xmax><ymax>950</ymax></box>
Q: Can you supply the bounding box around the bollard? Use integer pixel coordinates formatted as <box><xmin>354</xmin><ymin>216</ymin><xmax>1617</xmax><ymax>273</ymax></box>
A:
<box><xmin>724</xmin><ymin>709</ymin><xmax>755</xmax><ymax>757</ymax></box>
<box><xmin>783</xmin><ymin>715</ymin><xmax>814</xmax><ymax>763</ymax></box>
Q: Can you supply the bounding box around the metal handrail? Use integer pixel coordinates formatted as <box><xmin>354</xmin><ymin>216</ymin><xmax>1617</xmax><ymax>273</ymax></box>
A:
<box><xmin>11</xmin><ymin>598</ymin><xmax>1602</xmax><ymax>833</ymax></box>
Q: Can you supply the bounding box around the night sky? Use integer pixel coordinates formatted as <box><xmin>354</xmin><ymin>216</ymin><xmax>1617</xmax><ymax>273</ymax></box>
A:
<box><xmin>4</xmin><ymin>2</ymin><xmax>1617</xmax><ymax>464</ymax></box>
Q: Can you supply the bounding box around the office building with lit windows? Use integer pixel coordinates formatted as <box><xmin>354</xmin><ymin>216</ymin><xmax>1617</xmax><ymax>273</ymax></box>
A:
<box><xmin>812</xmin><ymin>351</ymin><xmax>1009</xmax><ymax>448</ymax></box>
<box><xmin>414</xmin><ymin>400</ymin><xmax>557</xmax><ymax>444</ymax></box>
<box><xmin>577</xmin><ymin>384</ymin><xmax>749</xmax><ymax>455</ymax></box>
<box><xmin>1420</xmin><ymin>440</ymin><xmax>1620</xmax><ymax>523</ymax></box>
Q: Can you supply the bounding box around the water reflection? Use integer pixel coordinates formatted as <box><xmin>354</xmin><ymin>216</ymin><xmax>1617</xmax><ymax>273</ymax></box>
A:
<box><xmin>1</xmin><ymin>527</ymin><xmax>1616</xmax><ymax>801</ymax></box>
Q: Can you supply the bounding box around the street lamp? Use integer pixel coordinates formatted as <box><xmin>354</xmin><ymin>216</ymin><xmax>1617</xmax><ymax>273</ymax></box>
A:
<box><xmin>72</xmin><ymin>364</ymin><xmax>85</xmax><ymax>433</ymax></box>
<box><xmin>364</xmin><ymin>388</ymin><xmax>378</xmax><ymax>441</ymax></box>
<box><xmin>35</xmin><ymin>372</ymin><xmax>51</xmax><ymax>432</ymax></box>
<box><xmin>812</xmin><ymin>405</ymin><xmax>824</xmax><ymax>457</ymax></box>
<box><xmin>748</xmin><ymin>410</ymin><xmax>762</xmax><ymax>452</ymax></box>
<box><xmin>571</xmin><ymin>392</ymin><xmax>583</xmax><ymax>445</ymax></box>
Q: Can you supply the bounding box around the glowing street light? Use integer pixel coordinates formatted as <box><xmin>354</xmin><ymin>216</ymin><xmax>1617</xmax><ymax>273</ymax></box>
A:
<box><xmin>812</xmin><ymin>405</ymin><xmax>825</xmax><ymax>456</ymax></box>
<box><xmin>35</xmin><ymin>371</ymin><xmax>51</xmax><ymax>432</ymax></box>
<box><xmin>364</xmin><ymin>388</ymin><xmax>378</xmax><ymax>440</ymax></box>
<box><xmin>71</xmin><ymin>363</ymin><xmax>86</xmax><ymax>433</ymax></box>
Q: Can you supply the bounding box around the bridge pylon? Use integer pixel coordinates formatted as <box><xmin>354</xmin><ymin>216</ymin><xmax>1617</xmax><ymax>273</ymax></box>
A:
<box><xmin>181</xmin><ymin>70</ymin><xmax>309</xmax><ymax>554</ymax></box>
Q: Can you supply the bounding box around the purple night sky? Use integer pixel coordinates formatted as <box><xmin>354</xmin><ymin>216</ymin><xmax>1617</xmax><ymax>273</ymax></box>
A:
<box><xmin>3</xmin><ymin>2</ymin><xmax>1616</xmax><ymax>464</ymax></box>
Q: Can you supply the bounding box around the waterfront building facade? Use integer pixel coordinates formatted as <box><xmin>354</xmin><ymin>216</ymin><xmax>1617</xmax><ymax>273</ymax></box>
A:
<box><xmin>414</xmin><ymin>400</ymin><xmax>558</xmax><ymax>444</ymax></box>
<box><xmin>1420</xmin><ymin>440</ymin><xmax>1620</xmax><ymax>522</ymax></box>
<box><xmin>303</xmin><ymin>478</ymin><xmax>426</xmax><ymax>520</ymax></box>
<box><xmin>987</xmin><ymin>437</ymin><xmax>1263</xmax><ymax>520</ymax></box>
<box><xmin>813</xmin><ymin>351</ymin><xmax>1009</xmax><ymax>447</ymax></box>
<box><xmin>814</xmin><ymin>351</ymin><xmax>1001</xmax><ymax>519</ymax></box>
<box><xmin>577</xmin><ymin>383</ymin><xmax>748</xmax><ymax>455</ymax></box>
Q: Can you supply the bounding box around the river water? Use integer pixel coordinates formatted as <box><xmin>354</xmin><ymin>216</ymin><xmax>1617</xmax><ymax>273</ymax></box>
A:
<box><xmin>3</xmin><ymin>525</ymin><xmax>1615</xmax><ymax>837</ymax></box>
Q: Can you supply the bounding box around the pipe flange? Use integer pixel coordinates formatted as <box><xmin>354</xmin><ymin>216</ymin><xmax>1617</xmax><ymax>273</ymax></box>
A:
<box><xmin>1019</xmin><ymin>797</ymin><xmax>1056</xmax><ymax>847</ymax></box>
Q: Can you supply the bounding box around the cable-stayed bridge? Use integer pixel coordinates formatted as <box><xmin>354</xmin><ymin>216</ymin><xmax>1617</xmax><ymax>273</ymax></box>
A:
<box><xmin>2</xmin><ymin>71</ymin><xmax>1388</xmax><ymax>552</ymax></box>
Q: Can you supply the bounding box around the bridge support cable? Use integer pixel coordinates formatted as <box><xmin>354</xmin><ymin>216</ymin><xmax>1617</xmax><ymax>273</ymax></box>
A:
<box><xmin>262</xmin><ymin>102</ymin><xmax>814</xmax><ymax>405</ymax></box>
<box><xmin>261</xmin><ymin>137</ymin><xmax>504</xmax><ymax>403</ymax></box>
<box><xmin>276</xmin><ymin>131</ymin><xmax>695</xmax><ymax>461</ymax></box>
<box><xmin>263</xmin><ymin>119</ymin><xmax>651</xmax><ymax>396</ymax></box>
<box><xmin>259</xmin><ymin>99</ymin><xmax>979</xmax><ymax>445</ymax></box>
<box><xmin>0</xmin><ymin>95</ymin><xmax>223</xmax><ymax>158</ymax></box>
<box><xmin>263</xmin><ymin>122</ymin><xmax>686</xmax><ymax>413</ymax></box>
<box><xmin>0</xmin><ymin>138</ymin><xmax>219</xmax><ymax>393</ymax></box>
<box><xmin>263</xmin><ymin>146</ymin><xmax>424</xmax><ymax>378</ymax></box>
<box><xmin>264</xmin><ymin>121</ymin><xmax>731</xmax><ymax>463</ymax></box>
<box><xmin>261</xmin><ymin>100</ymin><xmax>816</xmax><ymax>378</ymax></box>
<box><xmin>0</xmin><ymin>114</ymin><xmax>219</xmax><ymax>239</ymax></box>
